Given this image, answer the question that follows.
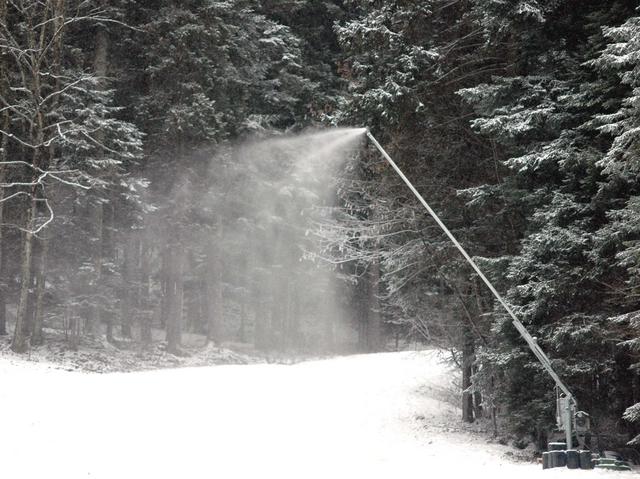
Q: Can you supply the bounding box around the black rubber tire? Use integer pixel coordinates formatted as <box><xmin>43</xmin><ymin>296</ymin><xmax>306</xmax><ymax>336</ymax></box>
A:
<box><xmin>548</xmin><ymin>442</ymin><xmax>566</xmax><ymax>451</ymax></box>
<box><xmin>542</xmin><ymin>452</ymin><xmax>551</xmax><ymax>469</ymax></box>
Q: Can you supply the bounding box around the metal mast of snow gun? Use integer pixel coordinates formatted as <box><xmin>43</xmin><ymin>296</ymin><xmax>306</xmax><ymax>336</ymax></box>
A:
<box><xmin>365</xmin><ymin>129</ymin><xmax>580</xmax><ymax>450</ymax></box>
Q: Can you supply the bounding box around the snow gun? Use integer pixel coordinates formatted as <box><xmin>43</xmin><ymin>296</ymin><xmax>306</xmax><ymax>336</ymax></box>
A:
<box><xmin>364</xmin><ymin>129</ymin><xmax>625</xmax><ymax>471</ymax></box>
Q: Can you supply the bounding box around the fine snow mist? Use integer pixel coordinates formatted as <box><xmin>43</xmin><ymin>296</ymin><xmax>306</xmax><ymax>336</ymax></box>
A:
<box><xmin>153</xmin><ymin>127</ymin><xmax>368</xmax><ymax>354</ymax></box>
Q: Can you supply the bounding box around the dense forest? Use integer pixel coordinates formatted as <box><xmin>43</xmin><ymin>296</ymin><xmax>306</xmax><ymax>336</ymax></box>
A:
<box><xmin>1</xmin><ymin>0</ymin><xmax>640</xmax><ymax>450</ymax></box>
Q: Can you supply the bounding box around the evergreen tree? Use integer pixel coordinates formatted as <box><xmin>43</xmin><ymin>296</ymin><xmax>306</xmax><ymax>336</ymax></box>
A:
<box><xmin>590</xmin><ymin>12</ymin><xmax>640</xmax><ymax>445</ymax></box>
<box><xmin>331</xmin><ymin>0</ymin><xmax>511</xmax><ymax>410</ymax></box>
<box><xmin>460</xmin><ymin>0</ymin><xmax>640</xmax><ymax>444</ymax></box>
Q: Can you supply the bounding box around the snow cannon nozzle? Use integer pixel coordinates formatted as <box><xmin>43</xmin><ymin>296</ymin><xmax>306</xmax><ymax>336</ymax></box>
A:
<box><xmin>365</xmin><ymin>128</ymin><xmax>374</xmax><ymax>141</ymax></box>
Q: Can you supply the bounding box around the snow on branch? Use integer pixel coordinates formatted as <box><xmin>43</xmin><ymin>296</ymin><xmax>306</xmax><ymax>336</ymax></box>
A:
<box><xmin>0</xmin><ymin>160</ymin><xmax>94</xmax><ymax>190</ymax></box>
<box><xmin>0</xmin><ymin>195</ymin><xmax>54</xmax><ymax>235</ymax></box>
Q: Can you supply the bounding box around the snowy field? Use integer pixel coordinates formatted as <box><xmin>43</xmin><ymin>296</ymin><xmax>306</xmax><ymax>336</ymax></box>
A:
<box><xmin>0</xmin><ymin>350</ymin><xmax>632</xmax><ymax>478</ymax></box>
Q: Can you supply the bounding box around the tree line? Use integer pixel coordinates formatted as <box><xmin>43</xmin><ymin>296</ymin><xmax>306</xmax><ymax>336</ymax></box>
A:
<box><xmin>1</xmin><ymin>0</ymin><xmax>640</xmax><ymax>449</ymax></box>
<box><xmin>0</xmin><ymin>0</ymin><xmax>374</xmax><ymax>356</ymax></box>
<box><xmin>331</xmin><ymin>0</ymin><xmax>640</xmax><ymax>450</ymax></box>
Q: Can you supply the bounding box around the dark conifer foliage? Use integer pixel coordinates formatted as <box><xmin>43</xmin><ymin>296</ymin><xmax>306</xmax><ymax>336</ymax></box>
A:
<box><xmin>330</xmin><ymin>0</ymin><xmax>640</xmax><ymax>448</ymax></box>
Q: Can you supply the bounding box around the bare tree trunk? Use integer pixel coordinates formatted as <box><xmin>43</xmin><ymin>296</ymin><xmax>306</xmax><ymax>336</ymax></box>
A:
<box><xmin>139</xmin><ymin>237</ymin><xmax>152</xmax><ymax>345</ymax></box>
<box><xmin>0</xmin><ymin>266</ymin><xmax>5</xmax><ymax>335</ymax></box>
<box><xmin>238</xmin><ymin>301</ymin><xmax>247</xmax><ymax>343</ymax></box>
<box><xmin>357</xmin><ymin>275</ymin><xmax>369</xmax><ymax>351</ymax></box>
<box><xmin>0</xmin><ymin>182</ymin><xmax>6</xmax><ymax>338</ymax></box>
<box><xmin>394</xmin><ymin>327</ymin><xmax>400</xmax><ymax>351</ymax></box>
<box><xmin>91</xmin><ymin>10</ymin><xmax>110</xmax><ymax>341</ymax></box>
<box><xmin>105</xmin><ymin>315</ymin><xmax>114</xmax><ymax>343</ymax></box>
<box><xmin>290</xmin><ymin>281</ymin><xmax>301</xmax><ymax>349</ymax></box>
<box><xmin>0</xmin><ymin>0</ymin><xmax>8</xmax><ymax>337</ymax></box>
<box><xmin>120</xmin><ymin>233</ymin><xmax>136</xmax><ymax>338</ymax></box>
<box><xmin>32</xmin><ymin>0</ymin><xmax>65</xmax><ymax>346</ymax></box>
<box><xmin>473</xmin><ymin>366</ymin><xmax>483</xmax><ymax>419</ymax></box>
<box><xmin>206</xmin><ymin>219</ymin><xmax>223</xmax><ymax>344</ymax></box>
<box><xmin>367</xmin><ymin>259</ymin><xmax>382</xmax><ymax>352</ymax></box>
<box><xmin>12</xmin><ymin>204</ymin><xmax>35</xmax><ymax>353</ymax></box>
<box><xmin>253</xmin><ymin>293</ymin><xmax>267</xmax><ymax>350</ymax></box>
<box><xmin>174</xmin><ymin>250</ymin><xmax>184</xmax><ymax>350</ymax></box>
<box><xmin>0</xmin><ymin>247</ymin><xmax>5</xmax><ymax>335</ymax></box>
<box><xmin>12</xmin><ymin>2</ymin><xmax>48</xmax><ymax>353</ymax></box>
<box><xmin>120</xmin><ymin>238</ymin><xmax>132</xmax><ymax>338</ymax></box>
<box><xmin>183</xmin><ymin>250</ymin><xmax>196</xmax><ymax>334</ymax></box>
<box><xmin>322</xmin><ymin>279</ymin><xmax>335</xmax><ymax>353</ymax></box>
<box><xmin>254</xmin><ymin>303</ymin><xmax>266</xmax><ymax>349</ymax></box>
<box><xmin>165</xmin><ymin>243</ymin><xmax>183</xmax><ymax>354</ymax></box>
<box><xmin>250</xmin><ymin>232</ymin><xmax>266</xmax><ymax>349</ymax></box>
<box><xmin>462</xmin><ymin>328</ymin><xmax>475</xmax><ymax>423</ymax></box>
<box><xmin>104</xmin><ymin>203</ymin><xmax>116</xmax><ymax>343</ymax></box>
<box><xmin>235</xmin><ymin>252</ymin><xmax>248</xmax><ymax>342</ymax></box>
<box><xmin>67</xmin><ymin>304</ymin><xmax>80</xmax><ymax>351</ymax></box>
<box><xmin>160</xmin><ymin>246</ymin><xmax>169</xmax><ymax>330</ymax></box>
<box><xmin>32</xmin><ymin>233</ymin><xmax>48</xmax><ymax>344</ymax></box>
<box><xmin>199</xmin><ymin>279</ymin><xmax>209</xmax><ymax>334</ymax></box>
<box><xmin>252</xmin><ymin>265</ymin><xmax>269</xmax><ymax>351</ymax></box>
<box><xmin>162</xmin><ymin>245</ymin><xmax>172</xmax><ymax>347</ymax></box>
<box><xmin>86</xmin><ymin>201</ymin><xmax>104</xmax><ymax>336</ymax></box>
<box><xmin>282</xmin><ymin>278</ymin><xmax>291</xmax><ymax>351</ymax></box>
<box><xmin>25</xmin><ymin>255</ymin><xmax>37</xmax><ymax>336</ymax></box>
<box><xmin>93</xmin><ymin>9</ymin><xmax>109</xmax><ymax>88</ymax></box>
<box><xmin>268</xmin><ymin>288</ymin><xmax>280</xmax><ymax>350</ymax></box>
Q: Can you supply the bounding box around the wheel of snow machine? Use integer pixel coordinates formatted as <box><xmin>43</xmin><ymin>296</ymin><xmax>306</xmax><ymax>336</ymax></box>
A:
<box><xmin>548</xmin><ymin>442</ymin><xmax>566</xmax><ymax>451</ymax></box>
<box><xmin>542</xmin><ymin>452</ymin><xmax>550</xmax><ymax>469</ymax></box>
<box><xmin>579</xmin><ymin>450</ymin><xmax>593</xmax><ymax>470</ymax></box>
<box><xmin>550</xmin><ymin>450</ymin><xmax>567</xmax><ymax>468</ymax></box>
<box><xmin>566</xmin><ymin>450</ymin><xmax>579</xmax><ymax>469</ymax></box>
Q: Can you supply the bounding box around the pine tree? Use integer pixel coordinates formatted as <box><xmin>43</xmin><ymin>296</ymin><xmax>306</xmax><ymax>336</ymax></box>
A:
<box><xmin>331</xmin><ymin>0</ymin><xmax>513</xmax><ymax>411</ymax></box>
<box><xmin>590</xmin><ymin>12</ymin><xmax>640</xmax><ymax>445</ymax></box>
<box><xmin>459</xmin><ymin>0</ymin><xmax>640</xmax><ymax>442</ymax></box>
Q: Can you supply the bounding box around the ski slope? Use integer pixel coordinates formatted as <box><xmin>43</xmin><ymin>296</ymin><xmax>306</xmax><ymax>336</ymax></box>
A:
<box><xmin>0</xmin><ymin>350</ymin><xmax>629</xmax><ymax>478</ymax></box>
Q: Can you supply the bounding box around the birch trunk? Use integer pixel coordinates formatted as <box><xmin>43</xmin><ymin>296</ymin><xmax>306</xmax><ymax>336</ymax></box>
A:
<box><xmin>12</xmin><ymin>4</ymin><xmax>45</xmax><ymax>352</ymax></box>
<box><xmin>32</xmin><ymin>0</ymin><xmax>65</xmax><ymax>344</ymax></box>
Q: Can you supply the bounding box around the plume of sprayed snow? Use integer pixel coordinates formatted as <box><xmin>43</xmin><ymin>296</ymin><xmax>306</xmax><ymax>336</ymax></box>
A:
<box><xmin>155</xmin><ymin>127</ymin><xmax>368</xmax><ymax>352</ymax></box>
<box><xmin>225</xmin><ymin>127</ymin><xmax>367</xmax><ymax>351</ymax></box>
<box><xmin>240</xmin><ymin>127</ymin><xmax>367</xmax><ymax>184</ymax></box>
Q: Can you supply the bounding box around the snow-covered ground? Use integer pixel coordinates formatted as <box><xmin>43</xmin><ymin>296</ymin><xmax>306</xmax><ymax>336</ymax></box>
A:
<box><xmin>0</xmin><ymin>350</ymin><xmax>631</xmax><ymax>478</ymax></box>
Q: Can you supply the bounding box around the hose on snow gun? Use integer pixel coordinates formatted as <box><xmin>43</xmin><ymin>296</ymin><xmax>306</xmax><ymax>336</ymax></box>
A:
<box><xmin>365</xmin><ymin>129</ymin><xmax>582</xmax><ymax>450</ymax></box>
